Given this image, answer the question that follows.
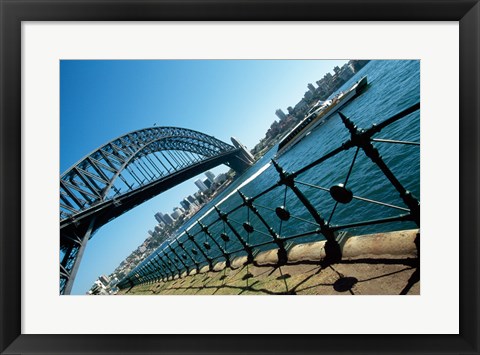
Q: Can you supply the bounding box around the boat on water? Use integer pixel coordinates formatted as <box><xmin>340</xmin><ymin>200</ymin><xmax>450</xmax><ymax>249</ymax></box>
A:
<box><xmin>276</xmin><ymin>76</ymin><xmax>368</xmax><ymax>157</ymax></box>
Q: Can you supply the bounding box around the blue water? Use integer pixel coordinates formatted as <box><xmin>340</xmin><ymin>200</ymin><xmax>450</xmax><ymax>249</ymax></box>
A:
<box><xmin>142</xmin><ymin>60</ymin><xmax>420</xmax><ymax>268</ymax></box>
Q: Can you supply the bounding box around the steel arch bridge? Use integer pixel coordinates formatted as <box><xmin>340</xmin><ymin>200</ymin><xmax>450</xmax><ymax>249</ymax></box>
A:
<box><xmin>60</xmin><ymin>126</ymin><xmax>254</xmax><ymax>295</ymax></box>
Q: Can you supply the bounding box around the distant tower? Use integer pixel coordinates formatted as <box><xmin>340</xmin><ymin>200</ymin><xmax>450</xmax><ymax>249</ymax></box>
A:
<box><xmin>205</xmin><ymin>171</ymin><xmax>215</xmax><ymax>183</ymax></box>
<box><xmin>304</xmin><ymin>90</ymin><xmax>313</xmax><ymax>100</ymax></box>
<box><xmin>171</xmin><ymin>207</ymin><xmax>183</xmax><ymax>220</ymax></box>
<box><xmin>203</xmin><ymin>178</ymin><xmax>212</xmax><ymax>189</ymax></box>
<box><xmin>162</xmin><ymin>214</ymin><xmax>174</xmax><ymax>225</ymax></box>
<box><xmin>275</xmin><ymin>109</ymin><xmax>287</xmax><ymax>121</ymax></box>
<box><xmin>195</xmin><ymin>179</ymin><xmax>209</xmax><ymax>192</ymax></box>
<box><xmin>187</xmin><ymin>195</ymin><xmax>198</xmax><ymax>205</ymax></box>
<box><xmin>180</xmin><ymin>198</ymin><xmax>191</xmax><ymax>210</ymax></box>
<box><xmin>307</xmin><ymin>83</ymin><xmax>316</xmax><ymax>93</ymax></box>
<box><xmin>154</xmin><ymin>212</ymin><xmax>164</xmax><ymax>224</ymax></box>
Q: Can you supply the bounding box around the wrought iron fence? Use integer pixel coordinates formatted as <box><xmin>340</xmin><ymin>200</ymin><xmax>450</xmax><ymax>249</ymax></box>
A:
<box><xmin>117</xmin><ymin>102</ymin><xmax>420</xmax><ymax>290</ymax></box>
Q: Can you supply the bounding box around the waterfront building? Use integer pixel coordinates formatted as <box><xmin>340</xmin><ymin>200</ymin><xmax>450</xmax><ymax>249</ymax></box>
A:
<box><xmin>304</xmin><ymin>90</ymin><xmax>314</xmax><ymax>100</ymax></box>
<box><xmin>203</xmin><ymin>178</ymin><xmax>212</xmax><ymax>189</ymax></box>
<box><xmin>195</xmin><ymin>178</ymin><xmax>209</xmax><ymax>192</ymax></box>
<box><xmin>154</xmin><ymin>212</ymin><xmax>165</xmax><ymax>224</ymax></box>
<box><xmin>194</xmin><ymin>191</ymin><xmax>206</xmax><ymax>204</ymax></box>
<box><xmin>162</xmin><ymin>213</ymin><xmax>174</xmax><ymax>225</ymax></box>
<box><xmin>180</xmin><ymin>198</ymin><xmax>191</xmax><ymax>210</ymax></box>
<box><xmin>275</xmin><ymin>109</ymin><xmax>287</xmax><ymax>121</ymax></box>
<box><xmin>187</xmin><ymin>195</ymin><xmax>197</xmax><ymax>204</ymax></box>
<box><xmin>294</xmin><ymin>99</ymin><xmax>309</xmax><ymax>113</ymax></box>
<box><xmin>98</xmin><ymin>275</ymin><xmax>110</xmax><ymax>288</ymax></box>
<box><xmin>214</xmin><ymin>173</ymin><xmax>227</xmax><ymax>184</ymax></box>
<box><xmin>205</xmin><ymin>171</ymin><xmax>216</xmax><ymax>183</ymax></box>
<box><xmin>171</xmin><ymin>207</ymin><xmax>183</xmax><ymax>220</ymax></box>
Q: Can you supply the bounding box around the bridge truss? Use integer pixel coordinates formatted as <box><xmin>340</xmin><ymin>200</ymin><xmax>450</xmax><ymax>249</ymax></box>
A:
<box><xmin>60</xmin><ymin>127</ymin><xmax>252</xmax><ymax>294</ymax></box>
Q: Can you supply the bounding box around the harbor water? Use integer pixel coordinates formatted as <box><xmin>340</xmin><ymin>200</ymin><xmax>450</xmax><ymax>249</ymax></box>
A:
<box><xmin>149</xmin><ymin>60</ymin><xmax>420</xmax><ymax>264</ymax></box>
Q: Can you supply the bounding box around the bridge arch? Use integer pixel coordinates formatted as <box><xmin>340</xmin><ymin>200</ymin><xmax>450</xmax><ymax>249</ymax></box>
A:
<box><xmin>60</xmin><ymin>126</ymin><xmax>253</xmax><ymax>294</ymax></box>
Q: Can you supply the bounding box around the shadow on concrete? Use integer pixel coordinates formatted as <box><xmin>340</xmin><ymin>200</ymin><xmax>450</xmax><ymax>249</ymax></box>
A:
<box><xmin>125</xmin><ymin>256</ymin><xmax>419</xmax><ymax>296</ymax></box>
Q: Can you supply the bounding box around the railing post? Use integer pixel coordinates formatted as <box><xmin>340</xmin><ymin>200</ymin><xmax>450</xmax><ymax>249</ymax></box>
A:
<box><xmin>185</xmin><ymin>230</ymin><xmax>213</xmax><ymax>271</ymax></box>
<box><xmin>214</xmin><ymin>206</ymin><xmax>254</xmax><ymax>264</ymax></box>
<box><xmin>271</xmin><ymin>160</ymin><xmax>342</xmax><ymax>265</ymax></box>
<box><xmin>176</xmin><ymin>239</ymin><xmax>201</xmax><ymax>273</ymax></box>
<box><xmin>339</xmin><ymin>112</ymin><xmax>420</xmax><ymax>227</ymax></box>
<box><xmin>198</xmin><ymin>221</ymin><xmax>231</xmax><ymax>268</ymax></box>
<box><xmin>169</xmin><ymin>244</ymin><xmax>190</xmax><ymax>274</ymax></box>
<box><xmin>238</xmin><ymin>191</ymin><xmax>288</xmax><ymax>265</ymax></box>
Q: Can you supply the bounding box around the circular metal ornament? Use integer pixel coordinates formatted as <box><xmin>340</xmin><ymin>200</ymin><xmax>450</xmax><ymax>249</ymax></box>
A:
<box><xmin>329</xmin><ymin>183</ymin><xmax>353</xmax><ymax>204</ymax></box>
<box><xmin>243</xmin><ymin>222</ymin><xmax>254</xmax><ymax>233</ymax></box>
<box><xmin>275</xmin><ymin>206</ymin><xmax>291</xmax><ymax>221</ymax></box>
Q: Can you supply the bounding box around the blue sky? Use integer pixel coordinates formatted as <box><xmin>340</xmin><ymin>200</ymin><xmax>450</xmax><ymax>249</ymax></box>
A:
<box><xmin>60</xmin><ymin>59</ymin><xmax>347</xmax><ymax>294</ymax></box>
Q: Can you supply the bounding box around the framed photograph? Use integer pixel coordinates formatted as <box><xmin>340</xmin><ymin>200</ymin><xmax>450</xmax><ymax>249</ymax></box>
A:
<box><xmin>1</xmin><ymin>0</ymin><xmax>478</xmax><ymax>354</ymax></box>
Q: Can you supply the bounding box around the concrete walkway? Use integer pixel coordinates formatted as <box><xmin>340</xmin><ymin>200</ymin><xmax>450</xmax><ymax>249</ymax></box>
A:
<box><xmin>118</xmin><ymin>229</ymin><xmax>419</xmax><ymax>296</ymax></box>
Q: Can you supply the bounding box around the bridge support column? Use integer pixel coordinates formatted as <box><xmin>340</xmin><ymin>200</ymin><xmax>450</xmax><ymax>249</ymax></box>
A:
<box><xmin>62</xmin><ymin>217</ymin><xmax>96</xmax><ymax>295</ymax></box>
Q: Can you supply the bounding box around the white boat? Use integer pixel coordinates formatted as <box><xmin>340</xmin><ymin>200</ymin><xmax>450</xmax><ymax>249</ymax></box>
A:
<box><xmin>276</xmin><ymin>76</ymin><xmax>368</xmax><ymax>157</ymax></box>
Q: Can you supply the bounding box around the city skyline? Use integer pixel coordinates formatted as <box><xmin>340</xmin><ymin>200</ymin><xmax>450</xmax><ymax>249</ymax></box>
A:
<box><xmin>60</xmin><ymin>59</ymin><xmax>348</xmax><ymax>294</ymax></box>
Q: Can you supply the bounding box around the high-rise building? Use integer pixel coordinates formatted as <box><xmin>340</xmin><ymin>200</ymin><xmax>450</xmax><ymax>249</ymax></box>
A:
<box><xmin>203</xmin><ymin>178</ymin><xmax>212</xmax><ymax>189</ymax></box>
<box><xmin>187</xmin><ymin>195</ymin><xmax>198</xmax><ymax>205</ymax></box>
<box><xmin>154</xmin><ymin>212</ymin><xmax>164</xmax><ymax>224</ymax></box>
<box><xmin>308</xmin><ymin>83</ymin><xmax>316</xmax><ymax>93</ymax></box>
<box><xmin>171</xmin><ymin>207</ymin><xmax>183</xmax><ymax>220</ymax></box>
<box><xmin>205</xmin><ymin>171</ymin><xmax>215</xmax><ymax>183</ymax></box>
<box><xmin>98</xmin><ymin>275</ymin><xmax>110</xmax><ymax>288</ymax></box>
<box><xmin>194</xmin><ymin>191</ymin><xmax>205</xmax><ymax>204</ymax></box>
<box><xmin>195</xmin><ymin>178</ymin><xmax>209</xmax><ymax>192</ymax></box>
<box><xmin>304</xmin><ymin>90</ymin><xmax>313</xmax><ymax>100</ymax></box>
<box><xmin>147</xmin><ymin>230</ymin><xmax>154</xmax><ymax>236</ymax></box>
<box><xmin>162</xmin><ymin>213</ymin><xmax>174</xmax><ymax>225</ymax></box>
<box><xmin>180</xmin><ymin>198</ymin><xmax>191</xmax><ymax>210</ymax></box>
<box><xmin>275</xmin><ymin>109</ymin><xmax>287</xmax><ymax>121</ymax></box>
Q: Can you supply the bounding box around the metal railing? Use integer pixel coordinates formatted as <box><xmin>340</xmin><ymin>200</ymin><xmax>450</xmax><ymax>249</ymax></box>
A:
<box><xmin>117</xmin><ymin>102</ymin><xmax>420</xmax><ymax>289</ymax></box>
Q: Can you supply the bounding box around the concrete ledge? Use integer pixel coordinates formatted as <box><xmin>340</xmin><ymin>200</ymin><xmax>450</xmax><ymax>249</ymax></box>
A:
<box><xmin>231</xmin><ymin>255</ymin><xmax>248</xmax><ymax>269</ymax></box>
<box><xmin>342</xmin><ymin>229</ymin><xmax>418</xmax><ymax>260</ymax></box>
<box><xmin>257</xmin><ymin>229</ymin><xmax>418</xmax><ymax>265</ymax></box>
<box><xmin>199</xmin><ymin>265</ymin><xmax>210</xmax><ymax>274</ymax></box>
<box><xmin>288</xmin><ymin>240</ymin><xmax>326</xmax><ymax>263</ymax></box>
<box><xmin>213</xmin><ymin>261</ymin><xmax>227</xmax><ymax>271</ymax></box>
<box><xmin>255</xmin><ymin>249</ymin><xmax>279</xmax><ymax>265</ymax></box>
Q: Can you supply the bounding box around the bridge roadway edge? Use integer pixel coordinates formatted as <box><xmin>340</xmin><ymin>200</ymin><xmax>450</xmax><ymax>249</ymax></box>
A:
<box><xmin>61</xmin><ymin>148</ymin><xmax>247</xmax><ymax>236</ymax></box>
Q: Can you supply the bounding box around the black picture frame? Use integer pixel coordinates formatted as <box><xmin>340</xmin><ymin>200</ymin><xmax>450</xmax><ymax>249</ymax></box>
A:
<box><xmin>1</xmin><ymin>0</ymin><xmax>478</xmax><ymax>354</ymax></box>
